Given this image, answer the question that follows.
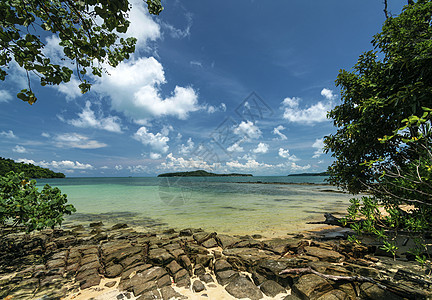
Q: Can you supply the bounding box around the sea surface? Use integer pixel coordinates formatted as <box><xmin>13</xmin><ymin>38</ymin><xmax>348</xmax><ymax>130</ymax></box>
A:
<box><xmin>36</xmin><ymin>176</ymin><xmax>356</xmax><ymax>237</ymax></box>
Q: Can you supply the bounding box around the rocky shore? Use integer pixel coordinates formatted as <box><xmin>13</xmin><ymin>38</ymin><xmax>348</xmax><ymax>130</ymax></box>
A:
<box><xmin>1</xmin><ymin>223</ymin><xmax>431</xmax><ymax>300</ymax></box>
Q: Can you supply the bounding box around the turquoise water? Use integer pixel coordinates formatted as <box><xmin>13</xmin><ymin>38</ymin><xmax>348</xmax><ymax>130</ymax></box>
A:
<box><xmin>36</xmin><ymin>176</ymin><xmax>355</xmax><ymax>237</ymax></box>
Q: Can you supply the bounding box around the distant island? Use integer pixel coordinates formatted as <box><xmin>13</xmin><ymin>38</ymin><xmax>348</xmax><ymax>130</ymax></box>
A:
<box><xmin>0</xmin><ymin>157</ymin><xmax>65</xmax><ymax>178</ymax></box>
<box><xmin>287</xmin><ymin>171</ymin><xmax>329</xmax><ymax>177</ymax></box>
<box><xmin>158</xmin><ymin>170</ymin><xmax>253</xmax><ymax>177</ymax></box>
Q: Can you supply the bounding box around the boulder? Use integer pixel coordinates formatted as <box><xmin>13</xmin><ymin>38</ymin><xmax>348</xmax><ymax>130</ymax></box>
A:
<box><xmin>148</xmin><ymin>248</ymin><xmax>174</xmax><ymax>266</ymax></box>
<box><xmin>260</xmin><ymin>280</ymin><xmax>286</xmax><ymax>297</ymax></box>
<box><xmin>304</xmin><ymin>247</ymin><xmax>345</xmax><ymax>263</ymax></box>
<box><xmin>291</xmin><ymin>274</ymin><xmax>333</xmax><ymax>300</ymax></box>
<box><xmin>225</xmin><ymin>275</ymin><xmax>263</xmax><ymax>300</ymax></box>
<box><xmin>192</xmin><ymin>280</ymin><xmax>206</xmax><ymax>292</ymax></box>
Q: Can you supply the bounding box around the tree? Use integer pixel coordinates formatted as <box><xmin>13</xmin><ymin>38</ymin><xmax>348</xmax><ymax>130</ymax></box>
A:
<box><xmin>0</xmin><ymin>171</ymin><xmax>75</xmax><ymax>233</ymax></box>
<box><xmin>0</xmin><ymin>0</ymin><xmax>163</xmax><ymax>104</ymax></box>
<box><xmin>324</xmin><ymin>0</ymin><xmax>432</xmax><ymax>264</ymax></box>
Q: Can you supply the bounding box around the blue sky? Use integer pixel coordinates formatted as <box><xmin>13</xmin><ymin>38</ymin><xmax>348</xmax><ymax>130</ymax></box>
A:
<box><xmin>0</xmin><ymin>0</ymin><xmax>405</xmax><ymax>176</ymax></box>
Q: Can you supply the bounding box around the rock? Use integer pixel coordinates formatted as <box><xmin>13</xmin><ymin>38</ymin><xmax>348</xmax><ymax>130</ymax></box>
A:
<box><xmin>166</xmin><ymin>260</ymin><xmax>182</xmax><ymax>276</ymax></box>
<box><xmin>199</xmin><ymin>273</ymin><xmax>214</xmax><ymax>284</ymax></box>
<box><xmin>194</xmin><ymin>263</ymin><xmax>206</xmax><ymax>276</ymax></box>
<box><xmin>137</xmin><ymin>289</ymin><xmax>162</xmax><ymax>299</ymax></box>
<box><xmin>252</xmin><ymin>271</ymin><xmax>266</xmax><ymax>286</ymax></box>
<box><xmin>225</xmin><ymin>275</ymin><xmax>263</xmax><ymax>300</ymax></box>
<box><xmin>304</xmin><ymin>246</ymin><xmax>345</xmax><ymax>263</ymax></box>
<box><xmin>105</xmin><ymin>281</ymin><xmax>117</xmax><ymax>288</ymax></box>
<box><xmin>106</xmin><ymin>264</ymin><xmax>123</xmax><ymax>278</ymax></box>
<box><xmin>214</xmin><ymin>259</ymin><xmax>232</xmax><ymax>273</ymax></box>
<box><xmin>216</xmin><ymin>234</ymin><xmax>242</xmax><ymax>249</ymax></box>
<box><xmin>284</xmin><ymin>295</ymin><xmax>302</xmax><ymax>300</ymax></box>
<box><xmin>120</xmin><ymin>254</ymin><xmax>143</xmax><ymax>268</ymax></box>
<box><xmin>316</xmin><ymin>289</ymin><xmax>350</xmax><ymax>300</ymax></box>
<box><xmin>195</xmin><ymin>254</ymin><xmax>213</xmax><ymax>267</ymax></box>
<box><xmin>80</xmin><ymin>253</ymin><xmax>99</xmax><ymax>266</ymax></box>
<box><xmin>192</xmin><ymin>280</ymin><xmax>206</xmax><ymax>292</ymax></box>
<box><xmin>260</xmin><ymin>280</ymin><xmax>286</xmax><ymax>297</ymax></box>
<box><xmin>223</xmin><ymin>247</ymin><xmax>276</xmax><ymax>268</ymax></box>
<box><xmin>89</xmin><ymin>221</ymin><xmax>104</xmax><ymax>227</ymax></box>
<box><xmin>176</xmin><ymin>278</ymin><xmax>190</xmax><ymax>288</ymax></box>
<box><xmin>202</xmin><ymin>238</ymin><xmax>218</xmax><ymax>248</ymax></box>
<box><xmin>148</xmin><ymin>248</ymin><xmax>174</xmax><ymax>266</ymax></box>
<box><xmin>80</xmin><ymin>273</ymin><xmax>101</xmax><ymax>289</ymax></box>
<box><xmin>160</xmin><ymin>286</ymin><xmax>188</xmax><ymax>299</ymax></box>
<box><xmin>216</xmin><ymin>269</ymin><xmax>239</xmax><ymax>285</ymax></box>
<box><xmin>169</xmin><ymin>248</ymin><xmax>185</xmax><ymax>259</ymax></box>
<box><xmin>178</xmin><ymin>255</ymin><xmax>192</xmax><ymax>273</ymax></box>
<box><xmin>46</xmin><ymin>259</ymin><xmax>66</xmax><ymax>269</ymax></box>
<box><xmin>111</xmin><ymin>223</ymin><xmax>129</xmax><ymax>230</ymax></box>
<box><xmin>292</xmin><ymin>274</ymin><xmax>333</xmax><ymax>300</ymax></box>
<box><xmin>173</xmin><ymin>269</ymin><xmax>189</xmax><ymax>283</ymax></box>
<box><xmin>360</xmin><ymin>282</ymin><xmax>403</xmax><ymax>300</ymax></box>
<box><xmin>121</xmin><ymin>264</ymin><xmax>152</xmax><ymax>280</ymax></box>
<box><xmin>179</xmin><ymin>229</ymin><xmax>193</xmax><ymax>236</ymax></box>
<box><xmin>157</xmin><ymin>274</ymin><xmax>172</xmax><ymax>288</ymax></box>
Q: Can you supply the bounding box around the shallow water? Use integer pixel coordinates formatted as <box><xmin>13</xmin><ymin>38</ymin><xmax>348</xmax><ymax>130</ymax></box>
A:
<box><xmin>36</xmin><ymin>176</ymin><xmax>356</xmax><ymax>237</ymax></box>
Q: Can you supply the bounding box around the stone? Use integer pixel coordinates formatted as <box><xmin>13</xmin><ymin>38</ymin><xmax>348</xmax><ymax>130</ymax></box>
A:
<box><xmin>80</xmin><ymin>254</ymin><xmax>99</xmax><ymax>266</ymax></box>
<box><xmin>179</xmin><ymin>229</ymin><xmax>193</xmax><ymax>236</ymax></box>
<box><xmin>168</xmin><ymin>248</ymin><xmax>185</xmax><ymax>259</ymax></box>
<box><xmin>317</xmin><ymin>289</ymin><xmax>350</xmax><ymax>300</ymax></box>
<box><xmin>304</xmin><ymin>246</ymin><xmax>345</xmax><ymax>263</ymax></box>
<box><xmin>176</xmin><ymin>278</ymin><xmax>190</xmax><ymax>288</ymax></box>
<box><xmin>252</xmin><ymin>271</ymin><xmax>266</xmax><ymax>286</ymax></box>
<box><xmin>137</xmin><ymin>289</ymin><xmax>162</xmax><ymax>299</ymax></box>
<box><xmin>173</xmin><ymin>269</ymin><xmax>189</xmax><ymax>283</ymax></box>
<box><xmin>360</xmin><ymin>282</ymin><xmax>403</xmax><ymax>300</ymax></box>
<box><xmin>90</xmin><ymin>221</ymin><xmax>104</xmax><ymax>227</ymax></box>
<box><xmin>202</xmin><ymin>238</ymin><xmax>218</xmax><ymax>248</ymax></box>
<box><xmin>194</xmin><ymin>263</ymin><xmax>206</xmax><ymax>276</ymax></box>
<box><xmin>78</xmin><ymin>260</ymin><xmax>100</xmax><ymax>273</ymax></box>
<box><xmin>148</xmin><ymin>248</ymin><xmax>174</xmax><ymax>266</ymax></box>
<box><xmin>292</xmin><ymin>274</ymin><xmax>333</xmax><ymax>300</ymax></box>
<box><xmin>178</xmin><ymin>255</ymin><xmax>192</xmax><ymax>273</ymax></box>
<box><xmin>105</xmin><ymin>246</ymin><xmax>143</xmax><ymax>265</ymax></box>
<box><xmin>216</xmin><ymin>234</ymin><xmax>241</xmax><ymax>249</ymax></box>
<box><xmin>223</xmin><ymin>247</ymin><xmax>276</xmax><ymax>268</ymax></box>
<box><xmin>133</xmin><ymin>280</ymin><xmax>157</xmax><ymax>296</ymax></box>
<box><xmin>214</xmin><ymin>259</ymin><xmax>232</xmax><ymax>273</ymax></box>
<box><xmin>199</xmin><ymin>273</ymin><xmax>214</xmax><ymax>284</ymax></box>
<box><xmin>160</xmin><ymin>286</ymin><xmax>188</xmax><ymax>300</ymax></box>
<box><xmin>166</xmin><ymin>260</ymin><xmax>182</xmax><ymax>276</ymax></box>
<box><xmin>120</xmin><ymin>254</ymin><xmax>143</xmax><ymax>268</ymax></box>
<box><xmin>121</xmin><ymin>264</ymin><xmax>152</xmax><ymax>281</ymax></box>
<box><xmin>157</xmin><ymin>274</ymin><xmax>172</xmax><ymax>288</ymax></box>
<box><xmin>112</xmin><ymin>223</ymin><xmax>129</xmax><ymax>230</ymax></box>
<box><xmin>260</xmin><ymin>280</ymin><xmax>286</xmax><ymax>297</ymax></box>
<box><xmin>46</xmin><ymin>259</ymin><xmax>66</xmax><ymax>269</ymax></box>
<box><xmin>195</xmin><ymin>254</ymin><xmax>213</xmax><ymax>267</ymax></box>
<box><xmin>106</xmin><ymin>264</ymin><xmax>123</xmax><ymax>278</ymax></box>
<box><xmin>75</xmin><ymin>268</ymin><xmax>98</xmax><ymax>281</ymax></box>
<box><xmin>192</xmin><ymin>280</ymin><xmax>206</xmax><ymax>292</ymax></box>
<box><xmin>105</xmin><ymin>281</ymin><xmax>117</xmax><ymax>288</ymax></box>
<box><xmin>225</xmin><ymin>275</ymin><xmax>263</xmax><ymax>300</ymax></box>
<box><xmin>216</xmin><ymin>269</ymin><xmax>239</xmax><ymax>286</ymax></box>
<box><xmin>80</xmin><ymin>273</ymin><xmax>101</xmax><ymax>289</ymax></box>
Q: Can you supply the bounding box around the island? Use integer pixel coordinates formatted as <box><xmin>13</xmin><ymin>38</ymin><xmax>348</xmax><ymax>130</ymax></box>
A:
<box><xmin>157</xmin><ymin>170</ymin><xmax>253</xmax><ymax>177</ymax></box>
<box><xmin>0</xmin><ymin>157</ymin><xmax>65</xmax><ymax>178</ymax></box>
<box><xmin>287</xmin><ymin>171</ymin><xmax>329</xmax><ymax>176</ymax></box>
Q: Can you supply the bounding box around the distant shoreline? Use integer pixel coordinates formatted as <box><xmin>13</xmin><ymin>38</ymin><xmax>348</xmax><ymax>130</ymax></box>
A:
<box><xmin>158</xmin><ymin>170</ymin><xmax>253</xmax><ymax>177</ymax></box>
<box><xmin>234</xmin><ymin>181</ymin><xmax>332</xmax><ymax>186</ymax></box>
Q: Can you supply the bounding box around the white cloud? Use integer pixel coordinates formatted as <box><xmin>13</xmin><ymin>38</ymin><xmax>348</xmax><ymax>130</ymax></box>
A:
<box><xmin>150</xmin><ymin>152</ymin><xmax>162</xmax><ymax>159</ymax></box>
<box><xmin>67</xmin><ymin>101</ymin><xmax>122</xmax><ymax>133</ymax></box>
<box><xmin>227</xmin><ymin>142</ymin><xmax>244</xmax><ymax>153</ymax></box>
<box><xmin>281</xmin><ymin>89</ymin><xmax>336</xmax><ymax>124</ymax></box>
<box><xmin>179</xmin><ymin>138</ymin><xmax>195</xmax><ymax>154</ymax></box>
<box><xmin>273</xmin><ymin>125</ymin><xmax>287</xmax><ymax>140</ymax></box>
<box><xmin>190</xmin><ymin>61</ymin><xmax>202</xmax><ymax>67</ymax></box>
<box><xmin>115</xmin><ymin>165</ymin><xmax>123</xmax><ymax>171</ymax></box>
<box><xmin>0</xmin><ymin>130</ymin><xmax>17</xmax><ymax>139</ymax></box>
<box><xmin>290</xmin><ymin>162</ymin><xmax>311</xmax><ymax>171</ymax></box>
<box><xmin>13</xmin><ymin>145</ymin><xmax>27</xmax><ymax>153</ymax></box>
<box><xmin>17</xmin><ymin>158</ymin><xmax>94</xmax><ymax>170</ymax></box>
<box><xmin>226</xmin><ymin>159</ymin><xmax>273</xmax><ymax>171</ymax></box>
<box><xmin>97</xmin><ymin>57</ymin><xmax>200</xmax><ymax>123</ymax></box>
<box><xmin>134</xmin><ymin>126</ymin><xmax>169</xmax><ymax>153</ymax></box>
<box><xmin>252</xmin><ymin>142</ymin><xmax>269</xmax><ymax>154</ymax></box>
<box><xmin>278</xmin><ymin>148</ymin><xmax>299</xmax><ymax>161</ymax></box>
<box><xmin>54</xmin><ymin>133</ymin><xmax>107</xmax><ymax>149</ymax></box>
<box><xmin>321</xmin><ymin>88</ymin><xmax>336</xmax><ymax>100</ymax></box>
<box><xmin>159</xmin><ymin>153</ymin><xmax>220</xmax><ymax>171</ymax></box>
<box><xmin>233</xmin><ymin>121</ymin><xmax>261</xmax><ymax>139</ymax></box>
<box><xmin>160</xmin><ymin>13</ymin><xmax>192</xmax><ymax>39</ymax></box>
<box><xmin>127</xmin><ymin>164</ymin><xmax>149</xmax><ymax>173</ymax></box>
<box><xmin>41</xmin><ymin>132</ymin><xmax>50</xmax><ymax>138</ymax></box>
<box><xmin>0</xmin><ymin>90</ymin><xmax>13</xmax><ymax>102</ymax></box>
<box><xmin>312</xmin><ymin>138</ymin><xmax>325</xmax><ymax>158</ymax></box>
<box><xmin>206</xmin><ymin>103</ymin><xmax>227</xmax><ymax>114</ymax></box>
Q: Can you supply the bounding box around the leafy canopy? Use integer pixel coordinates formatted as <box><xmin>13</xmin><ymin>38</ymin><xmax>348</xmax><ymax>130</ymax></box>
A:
<box><xmin>0</xmin><ymin>0</ymin><xmax>163</xmax><ymax>104</ymax></box>
<box><xmin>0</xmin><ymin>171</ymin><xmax>76</xmax><ymax>233</ymax></box>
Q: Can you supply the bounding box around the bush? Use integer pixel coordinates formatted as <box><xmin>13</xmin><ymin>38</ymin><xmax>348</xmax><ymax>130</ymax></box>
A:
<box><xmin>0</xmin><ymin>171</ymin><xmax>76</xmax><ymax>233</ymax></box>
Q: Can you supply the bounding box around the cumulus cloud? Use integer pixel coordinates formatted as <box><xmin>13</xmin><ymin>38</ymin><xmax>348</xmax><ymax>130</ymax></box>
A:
<box><xmin>0</xmin><ymin>130</ymin><xmax>17</xmax><ymax>139</ymax></box>
<box><xmin>115</xmin><ymin>165</ymin><xmax>123</xmax><ymax>171</ymax></box>
<box><xmin>67</xmin><ymin>101</ymin><xmax>123</xmax><ymax>133</ymax></box>
<box><xmin>252</xmin><ymin>142</ymin><xmax>269</xmax><ymax>154</ymax></box>
<box><xmin>159</xmin><ymin>153</ymin><xmax>220</xmax><ymax>171</ymax></box>
<box><xmin>54</xmin><ymin>133</ymin><xmax>107</xmax><ymax>149</ymax></box>
<box><xmin>227</xmin><ymin>142</ymin><xmax>244</xmax><ymax>153</ymax></box>
<box><xmin>128</xmin><ymin>165</ymin><xmax>149</xmax><ymax>173</ymax></box>
<box><xmin>190</xmin><ymin>61</ymin><xmax>202</xmax><ymax>67</ymax></box>
<box><xmin>97</xmin><ymin>57</ymin><xmax>199</xmax><ymax>123</ymax></box>
<box><xmin>273</xmin><ymin>125</ymin><xmax>287</xmax><ymax>140</ymax></box>
<box><xmin>41</xmin><ymin>132</ymin><xmax>50</xmax><ymax>138</ymax></box>
<box><xmin>17</xmin><ymin>158</ymin><xmax>94</xmax><ymax>170</ymax></box>
<box><xmin>226</xmin><ymin>159</ymin><xmax>273</xmax><ymax>171</ymax></box>
<box><xmin>150</xmin><ymin>152</ymin><xmax>162</xmax><ymax>159</ymax></box>
<box><xmin>134</xmin><ymin>126</ymin><xmax>169</xmax><ymax>153</ymax></box>
<box><xmin>179</xmin><ymin>138</ymin><xmax>195</xmax><ymax>154</ymax></box>
<box><xmin>281</xmin><ymin>88</ymin><xmax>336</xmax><ymax>124</ymax></box>
<box><xmin>290</xmin><ymin>162</ymin><xmax>311</xmax><ymax>171</ymax></box>
<box><xmin>278</xmin><ymin>148</ymin><xmax>299</xmax><ymax>161</ymax></box>
<box><xmin>312</xmin><ymin>138</ymin><xmax>325</xmax><ymax>158</ymax></box>
<box><xmin>13</xmin><ymin>145</ymin><xmax>27</xmax><ymax>153</ymax></box>
<box><xmin>233</xmin><ymin>121</ymin><xmax>261</xmax><ymax>139</ymax></box>
<box><xmin>206</xmin><ymin>103</ymin><xmax>227</xmax><ymax>114</ymax></box>
<box><xmin>0</xmin><ymin>90</ymin><xmax>13</xmax><ymax>102</ymax></box>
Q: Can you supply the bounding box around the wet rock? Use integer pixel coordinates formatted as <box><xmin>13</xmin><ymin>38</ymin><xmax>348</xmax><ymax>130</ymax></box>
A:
<box><xmin>192</xmin><ymin>280</ymin><xmax>206</xmax><ymax>292</ymax></box>
<box><xmin>214</xmin><ymin>259</ymin><xmax>232</xmax><ymax>273</ymax></box>
<box><xmin>216</xmin><ymin>269</ymin><xmax>239</xmax><ymax>285</ymax></box>
<box><xmin>225</xmin><ymin>275</ymin><xmax>263</xmax><ymax>300</ymax></box>
<box><xmin>166</xmin><ymin>260</ymin><xmax>182</xmax><ymax>276</ymax></box>
<box><xmin>199</xmin><ymin>273</ymin><xmax>214</xmax><ymax>284</ymax></box>
<box><xmin>292</xmin><ymin>274</ymin><xmax>333</xmax><ymax>300</ymax></box>
<box><xmin>260</xmin><ymin>280</ymin><xmax>286</xmax><ymax>297</ymax></box>
<box><xmin>112</xmin><ymin>223</ymin><xmax>129</xmax><ymax>230</ymax></box>
<box><xmin>194</xmin><ymin>263</ymin><xmax>206</xmax><ymax>276</ymax></box>
<box><xmin>105</xmin><ymin>281</ymin><xmax>117</xmax><ymax>288</ymax></box>
<box><xmin>360</xmin><ymin>282</ymin><xmax>403</xmax><ymax>300</ymax></box>
<box><xmin>160</xmin><ymin>285</ymin><xmax>188</xmax><ymax>299</ymax></box>
<box><xmin>106</xmin><ymin>264</ymin><xmax>123</xmax><ymax>278</ymax></box>
<box><xmin>304</xmin><ymin>246</ymin><xmax>345</xmax><ymax>263</ymax></box>
<box><xmin>216</xmin><ymin>234</ymin><xmax>242</xmax><ymax>249</ymax></box>
<box><xmin>148</xmin><ymin>248</ymin><xmax>174</xmax><ymax>266</ymax></box>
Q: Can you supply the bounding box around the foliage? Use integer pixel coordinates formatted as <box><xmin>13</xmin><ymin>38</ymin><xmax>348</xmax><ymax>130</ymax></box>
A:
<box><xmin>0</xmin><ymin>157</ymin><xmax>65</xmax><ymax>178</ymax></box>
<box><xmin>0</xmin><ymin>171</ymin><xmax>75</xmax><ymax>232</ymax></box>
<box><xmin>325</xmin><ymin>0</ymin><xmax>432</xmax><ymax>264</ymax></box>
<box><xmin>157</xmin><ymin>170</ymin><xmax>253</xmax><ymax>177</ymax></box>
<box><xmin>0</xmin><ymin>0</ymin><xmax>163</xmax><ymax>104</ymax></box>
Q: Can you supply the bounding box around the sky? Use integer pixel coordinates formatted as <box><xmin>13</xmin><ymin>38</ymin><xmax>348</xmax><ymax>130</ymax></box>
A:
<box><xmin>0</xmin><ymin>0</ymin><xmax>406</xmax><ymax>177</ymax></box>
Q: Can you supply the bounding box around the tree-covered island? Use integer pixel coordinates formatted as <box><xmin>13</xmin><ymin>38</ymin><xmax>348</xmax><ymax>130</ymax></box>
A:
<box><xmin>158</xmin><ymin>170</ymin><xmax>253</xmax><ymax>177</ymax></box>
<box><xmin>0</xmin><ymin>157</ymin><xmax>65</xmax><ymax>178</ymax></box>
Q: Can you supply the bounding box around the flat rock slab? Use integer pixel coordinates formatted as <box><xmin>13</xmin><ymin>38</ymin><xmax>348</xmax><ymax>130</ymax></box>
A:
<box><xmin>304</xmin><ymin>246</ymin><xmax>345</xmax><ymax>263</ymax></box>
<box><xmin>292</xmin><ymin>274</ymin><xmax>333</xmax><ymax>300</ymax></box>
<box><xmin>225</xmin><ymin>275</ymin><xmax>263</xmax><ymax>300</ymax></box>
<box><xmin>260</xmin><ymin>280</ymin><xmax>286</xmax><ymax>297</ymax></box>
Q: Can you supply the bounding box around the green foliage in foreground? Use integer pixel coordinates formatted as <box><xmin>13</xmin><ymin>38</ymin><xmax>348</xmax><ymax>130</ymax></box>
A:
<box><xmin>325</xmin><ymin>0</ymin><xmax>432</xmax><ymax>266</ymax></box>
<box><xmin>0</xmin><ymin>171</ymin><xmax>75</xmax><ymax>233</ymax></box>
<box><xmin>0</xmin><ymin>0</ymin><xmax>163</xmax><ymax>104</ymax></box>
<box><xmin>0</xmin><ymin>157</ymin><xmax>65</xmax><ymax>178</ymax></box>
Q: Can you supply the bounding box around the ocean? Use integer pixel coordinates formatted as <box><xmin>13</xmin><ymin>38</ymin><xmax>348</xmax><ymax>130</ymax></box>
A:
<box><xmin>36</xmin><ymin>176</ymin><xmax>355</xmax><ymax>237</ymax></box>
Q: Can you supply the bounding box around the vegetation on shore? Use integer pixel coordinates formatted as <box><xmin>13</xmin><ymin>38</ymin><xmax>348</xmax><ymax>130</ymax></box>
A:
<box><xmin>0</xmin><ymin>157</ymin><xmax>65</xmax><ymax>178</ymax></box>
<box><xmin>287</xmin><ymin>172</ymin><xmax>329</xmax><ymax>177</ymax></box>
<box><xmin>158</xmin><ymin>170</ymin><xmax>253</xmax><ymax>177</ymax></box>
<box><xmin>324</xmin><ymin>0</ymin><xmax>432</xmax><ymax>265</ymax></box>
